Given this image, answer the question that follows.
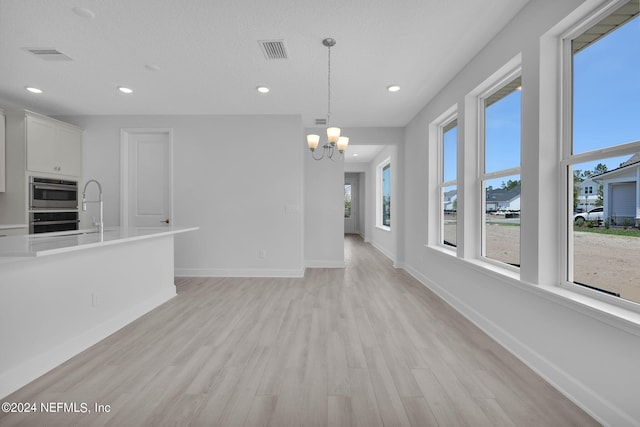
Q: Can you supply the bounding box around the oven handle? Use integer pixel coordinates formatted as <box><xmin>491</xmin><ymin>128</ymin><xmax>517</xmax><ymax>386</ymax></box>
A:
<box><xmin>33</xmin><ymin>183</ymin><xmax>78</xmax><ymax>191</ymax></box>
<box><xmin>31</xmin><ymin>219</ymin><xmax>81</xmax><ymax>225</ymax></box>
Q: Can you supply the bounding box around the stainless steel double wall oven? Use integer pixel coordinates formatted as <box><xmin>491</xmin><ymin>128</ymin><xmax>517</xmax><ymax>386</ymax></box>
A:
<box><xmin>29</xmin><ymin>177</ymin><xmax>80</xmax><ymax>233</ymax></box>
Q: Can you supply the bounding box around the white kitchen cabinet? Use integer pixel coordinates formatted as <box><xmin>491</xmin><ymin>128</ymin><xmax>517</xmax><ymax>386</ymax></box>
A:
<box><xmin>0</xmin><ymin>110</ymin><xmax>83</xmax><ymax>228</ymax></box>
<box><xmin>26</xmin><ymin>113</ymin><xmax>82</xmax><ymax>177</ymax></box>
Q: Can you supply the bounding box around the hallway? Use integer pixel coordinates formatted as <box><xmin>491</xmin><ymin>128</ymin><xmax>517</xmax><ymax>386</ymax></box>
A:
<box><xmin>0</xmin><ymin>236</ymin><xmax>597</xmax><ymax>426</ymax></box>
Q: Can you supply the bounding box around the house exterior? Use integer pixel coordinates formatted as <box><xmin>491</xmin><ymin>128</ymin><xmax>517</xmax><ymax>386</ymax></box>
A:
<box><xmin>485</xmin><ymin>185</ymin><xmax>521</xmax><ymax>212</ymax></box>
<box><xmin>592</xmin><ymin>152</ymin><xmax>640</xmax><ymax>226</ymax></box>
<box><xmin>576</xmin><ymin>178</ymin><xmax>600</xmax><ymax>212</ymax></box>
<box><xmin>444</xmin><ymin>185</ymin><xmax>521</xmax><ymax>213</ymax></box>
<box><xmin>443</xmin><ymin>188</ymin><xmax>457</xmax><ymax>211</ymax></box>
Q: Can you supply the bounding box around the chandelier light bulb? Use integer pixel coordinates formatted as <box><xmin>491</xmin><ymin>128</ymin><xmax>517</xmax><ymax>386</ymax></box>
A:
<box><xmin>327</xmin><ymin>127</ymin><xmax>341</xmax><ymax>145</ymax></box>
<box><xmin>307</xmin><ymin>134</ymin><xmax>320</xmax><ymax>151</ymax></box>
<box><xmin>337</xmin><ymin>136</ymin><xmax>349</xmax><ymax>153</ymax></box>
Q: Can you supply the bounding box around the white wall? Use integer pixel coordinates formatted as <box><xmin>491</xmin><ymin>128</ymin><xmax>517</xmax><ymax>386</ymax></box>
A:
<box><xmin>58</xmin><ymin>114</ymin><xmax>304</xmax><ymax>277</ymax></box>
<box><xmin>303</xmin><ymin>127</ymin><xmax>345</xmax><ymax>268</ymax></box>
<box><xmin>400</xmin><ymin>0</ymin><xmax>640</xmax><ymax>426</ymax></box>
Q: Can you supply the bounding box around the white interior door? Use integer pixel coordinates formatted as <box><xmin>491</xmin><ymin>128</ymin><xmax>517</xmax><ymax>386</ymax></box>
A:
<box><xmin>121</xmin><ymin>129</ymin><xmax>173</xmax><ymax>227</ymax></box>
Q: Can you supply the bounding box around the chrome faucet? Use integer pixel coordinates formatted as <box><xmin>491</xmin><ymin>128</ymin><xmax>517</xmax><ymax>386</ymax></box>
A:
<box><xmin>82</xmin><ymin>179</ymin><xmax>103</xmax><ymax>234</ymax></box>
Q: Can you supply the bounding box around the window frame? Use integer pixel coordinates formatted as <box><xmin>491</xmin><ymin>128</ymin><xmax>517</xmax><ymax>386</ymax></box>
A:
<box><xmin>437</xmin><ymin>107</ymin><xmax>458</xmax><ymax>252</ymax></box>
<box><xmin>560</xmin><ymin>0</ymin><xmax>640</xmax><ymax>312</ymax></box>
<box><xmin>478</xmin><ymin>68</ymin><xmax>523</xmax><ymax>272</ymax></box>
<box><xmin>376</xmin><ymin>157</ymin><xmax>391</xmax><ymax>231</ymax></box>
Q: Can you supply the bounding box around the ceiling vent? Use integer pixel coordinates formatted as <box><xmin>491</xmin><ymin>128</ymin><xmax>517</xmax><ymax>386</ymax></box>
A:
<box><xmin>315</xmin><ymin>118</ymin><xmax>327</xmax><ymax>125</ymax></box>
<box><xmin>258</xmin><ymin>40</ymin><xmax>288</xmax><ymax>60</ymax></box>
<box><xmin>23</xmin><ymin>48</ymin><xmax>72</xmax><ymax>61</ymax></box>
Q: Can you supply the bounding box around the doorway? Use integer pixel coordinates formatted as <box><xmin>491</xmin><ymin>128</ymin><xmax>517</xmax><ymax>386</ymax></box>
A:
<box><xmin>120</xmin><ymin>128</ymin><xmax>173</xmax><ymax>228</ymax></box>
<box><xmin>345</xmin><ymin>172</ymin><xmax>363</xmax><ymax>236</ymax></box>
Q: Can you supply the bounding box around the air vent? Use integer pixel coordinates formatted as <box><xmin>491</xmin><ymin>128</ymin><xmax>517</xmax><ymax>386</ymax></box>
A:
<box><xmin>258</xmin><ymin>40</ymin><xmax>288</xmax><ymax>60</ymax></box>
<box><xmin>315</xmin><ymin>118</ymin><xmax>327</xmax><ymax>125</ymax></box>
<box><xmin>23</xmin><ymin>48</ymin><xmax>72</xmax><ymax>61</ymax></box>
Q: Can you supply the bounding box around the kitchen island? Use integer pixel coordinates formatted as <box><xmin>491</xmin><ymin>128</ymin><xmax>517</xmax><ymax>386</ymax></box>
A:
<box><xmin>0</xmin><ymin>226</ymin><xmax>197</xmax><ymax>398</ymax></box>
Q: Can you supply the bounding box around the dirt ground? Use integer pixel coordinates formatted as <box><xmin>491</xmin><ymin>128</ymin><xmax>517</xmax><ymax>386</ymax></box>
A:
<box><xmin>444</xmin><ymin>222</ymin><xmax>640</xmax><ymax>303</ymax></box>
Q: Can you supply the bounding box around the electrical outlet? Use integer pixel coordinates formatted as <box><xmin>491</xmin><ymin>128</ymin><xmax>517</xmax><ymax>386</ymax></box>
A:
<box><xmin>259</xmin><ymin>249</ymin><xmax>267</xmax><ymax>259</ymax></box>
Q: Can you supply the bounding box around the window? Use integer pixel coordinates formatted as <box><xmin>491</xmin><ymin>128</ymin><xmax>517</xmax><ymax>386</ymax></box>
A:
<box><xmin>440</xmin><ymin>117</ymin><xmax>458</xmax><ymax>248</ymax></box>
<box><xmin>344</xmin><ymin>184</ymin><xmax>352</xmax><ymax>218</ymax></box>
<box><xmin>481</xmin><ymin>75</ymin><xmax>522</xmax><ymax>268</ymax></box>
<box><xmin>376</xmin><ymin>158</ymin><xmax>391</xmax><ymax>229</ymax></box>
<box><xmin>565</xmin><ymin>0</ymin><xmax>640</xmax><ymax>305</ymax></box>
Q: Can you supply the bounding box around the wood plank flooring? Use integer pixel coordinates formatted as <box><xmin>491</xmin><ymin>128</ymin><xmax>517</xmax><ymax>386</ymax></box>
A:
<box><xmin>0</xmin><ymin>235</ymin><xmax>599</xmax><ymax>426</ymax></box>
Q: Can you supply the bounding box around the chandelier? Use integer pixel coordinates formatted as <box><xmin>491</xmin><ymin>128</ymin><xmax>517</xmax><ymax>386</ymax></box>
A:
<box><xmin>306</xmin><ymin>38</ymin><xmax>349</xmax><ymax>160</ymax></box>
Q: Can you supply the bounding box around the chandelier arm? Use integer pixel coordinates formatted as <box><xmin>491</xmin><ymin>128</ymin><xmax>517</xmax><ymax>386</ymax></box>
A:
<box><xmin>329</xmin><ymin>146</ymin><xmax>345</xmax><ymax>162</ymax></box>
<box><xmin>311</xmin><ymin>146</ymin><xmax>326</xmax><ymax>161</ymax></box>
<box><xmin>328</xmin><ymin>144</ymin><xmax>340</xmax><ymax>162</ymax></box>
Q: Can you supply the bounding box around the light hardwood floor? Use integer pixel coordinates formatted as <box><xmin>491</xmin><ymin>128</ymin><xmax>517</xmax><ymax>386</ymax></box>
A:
<box><xmin>0</xmin><ymin>235</ymin><xmax>599</xmax><ymax>426</ymax></box>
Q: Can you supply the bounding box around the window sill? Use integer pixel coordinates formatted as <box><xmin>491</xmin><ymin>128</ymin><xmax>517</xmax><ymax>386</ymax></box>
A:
<box><xmin>537</xmin><ymin>284</ymin><xmax>640</xmax><ymax>337</ymax></box>
<box><xmin>424</xmin><ymin>244</ymin><xmax>640</xmax><ymax>336</ymax></box>
<box><xmin>376</xmin><ymin>225</ymin><xmax>391</xmax><ymax>232</ymax></box>
<box><xmin>426</xmin><ymin>243</ymin><xmax>457</xmax><ymax>257</ymax></box>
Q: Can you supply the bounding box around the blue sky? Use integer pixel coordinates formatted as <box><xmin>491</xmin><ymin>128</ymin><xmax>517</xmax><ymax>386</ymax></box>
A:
<box><xmin>443</xmin><ymin>15</ymin><xmax>639</xmax><ymax>181</ymax></box>
<box><xmin>574</xmin><ymin>16</ymin><xmax>640</xmax><ymax>156</ymax></box>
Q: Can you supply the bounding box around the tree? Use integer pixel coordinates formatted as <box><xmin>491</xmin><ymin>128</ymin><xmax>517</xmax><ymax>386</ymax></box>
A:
<box><xmin>592</xmin><ymin>163</ymin><xmax>607</xmax><ymax>207</ymax></box>
<box><xmin>501</xmin><ymin>179</ymin><xmax>520</xmax><ymax>190</ymax></box>
<box><xmin>593</xmin><ymin>163</ymin><xmax>608</xmax><ymax>176</ymax></box>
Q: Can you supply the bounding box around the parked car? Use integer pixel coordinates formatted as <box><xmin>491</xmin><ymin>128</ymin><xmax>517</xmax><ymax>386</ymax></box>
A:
<box><xmin>574</xmin><ymin>206</ymin><xmax>603</xmax><ymax>224</ymax></box>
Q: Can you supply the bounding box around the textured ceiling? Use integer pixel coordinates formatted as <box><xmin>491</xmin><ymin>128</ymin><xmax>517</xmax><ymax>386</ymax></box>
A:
<box><xmin>0</xmin><ymin>0</ymin><xmax>529</xmax><ymax>127</ymax></box>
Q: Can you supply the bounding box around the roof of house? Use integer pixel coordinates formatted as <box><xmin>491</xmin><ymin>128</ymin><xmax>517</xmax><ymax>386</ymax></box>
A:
<box><xmin>486</xmin><ymin>185</ymin><xmax>521</xmax><ymax>203</ymax></box>
<box><xmin>593</xmin><ymin>152</ymin><xmax>640</xmax><ymax>181</ymax></box>
<box><xmin>444</xmin><ymin>185</ymin><xmax>521</xmax><ymax>203</ymax></box>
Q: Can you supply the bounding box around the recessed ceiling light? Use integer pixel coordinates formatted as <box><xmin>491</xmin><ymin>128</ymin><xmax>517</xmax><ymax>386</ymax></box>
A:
<box><xmin>118</xmin><ymin>86</ymin><xmax>133</xmax><ymax>94</ymax></box>
<box><xmin>387</xmin><ymin>85</ymin><xmax>400</xmax><ymax>93</ymax></box>
<box><xmin>256</xmin><ymin>86</ymin><xmax>270</xmax><ymax>94</ymax></box>
<box><xmin>25</xmin><ymin>86</ymin><xmax>43</xmax><ymax>94</ymax></box>
<box><xmin>72</xmin><ymin>7</ymin><xmax>96</xmax><ymax>19</ymax></box>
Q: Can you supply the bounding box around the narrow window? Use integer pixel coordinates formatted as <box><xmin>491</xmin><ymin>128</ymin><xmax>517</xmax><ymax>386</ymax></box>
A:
<box><xmin>441</xmin><ymin>118</ymin><xmax>458</xmax><ymax>248</ymax></box>
<box><xmin>382</xmin><ymin>163</ymin><xmax>391</xmax><ymax>227</ymax></box>
<box><xmin>376</xmin><ymin>158</ymin><xmax>391</xmax><ymax>230</ymax></box>
<box><xmin>344</xmin><ymin>184</ymin><xmax>352</xmax><ymax>218</ymax></box>
<box><xmin>481</xmin><ymin>75</ymin><xmax>522</xmax><ymax>268</ymax></box>
<box><xmin>566</xmin><ymin>0</ymin><xmax>640</xmax><ymax>304</ymax></box>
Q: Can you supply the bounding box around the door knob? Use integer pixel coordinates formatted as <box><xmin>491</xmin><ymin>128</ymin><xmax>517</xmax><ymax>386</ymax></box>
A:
<box><xmin>161</xmin><ymin>219</ymin><xmax>170</xmax><ymax>224</ymax></box>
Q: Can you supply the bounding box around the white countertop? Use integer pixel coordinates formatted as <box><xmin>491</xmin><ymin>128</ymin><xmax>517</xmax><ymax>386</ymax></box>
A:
<box><xmin>0</xmin><ymin>224</ymin><xmax>27</xmax><ymax>230</ymax></box>
<box><xmin>0</xmin><ymin>226</ymin><xmax>198</xmax><ymax>258</ymax></box>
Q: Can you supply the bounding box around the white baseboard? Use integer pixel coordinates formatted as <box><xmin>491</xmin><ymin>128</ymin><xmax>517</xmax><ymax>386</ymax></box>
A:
<box><xmin>369</xmin><ymin>240</ymin><xmax>396</xmax><ymax>264</ymax></box>
<box><xmin>400</xmin><ymin>263</ymin><xmax>634</xmax><ymax>427</ymax></box>
<box><xmin>175</xmin><ymin>267</ymin><xmax>305</xmax><ymax>278</ymax></box>
<box><xmin>304</xmin><ymin>260</ymin><xmax>346</xmax><ymax>269</ymax></box>
<box><xmin>0</xmin><ymin>289</ymin><xmax>175</xmax><ymax>399</ymax></box>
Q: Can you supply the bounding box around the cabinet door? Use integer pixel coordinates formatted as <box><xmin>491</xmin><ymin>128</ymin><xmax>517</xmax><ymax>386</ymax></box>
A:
<box><xmin>26</xmin><ymin>115</ymin><xmax>57</xmax><ymax>174</ymax></box>
<box><xmin>56</xmin><ymin>126</ymin><xmax>82</xmax><ymax>177</ymax></box>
